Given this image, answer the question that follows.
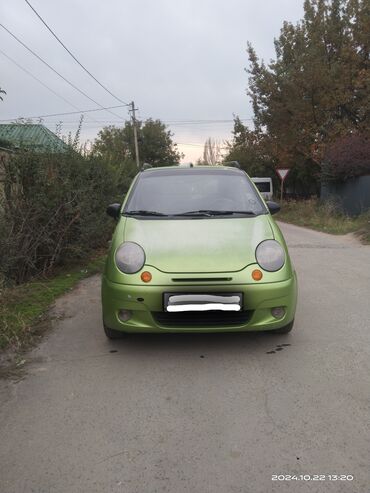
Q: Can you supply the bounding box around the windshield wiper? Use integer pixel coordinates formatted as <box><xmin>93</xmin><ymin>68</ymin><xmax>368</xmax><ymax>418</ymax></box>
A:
<box><xmin>216</xmin><ymin>210</ymin><xmax>257</xmax><ymax>216</ymax></box>
<box><xmin>173</xmin><ymin>210</ymin><xmax>257</xmax><ymax>216</ymax></box>
<box><xmin>123</xmin><ymin>210</ymin><xmax>168</xmax><ymax>216</ymax></box>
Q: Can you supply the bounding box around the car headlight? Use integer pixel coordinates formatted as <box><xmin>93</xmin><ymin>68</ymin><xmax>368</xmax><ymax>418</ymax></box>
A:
<box><xmin>255</xmin><ymin>240</ymin><xmax>285</xmax><ymax>272</ymax></box>
<box><xmin>115</xmin><ymin>242</ymin><xmax>145</xmax><ymax>274</ymax></box>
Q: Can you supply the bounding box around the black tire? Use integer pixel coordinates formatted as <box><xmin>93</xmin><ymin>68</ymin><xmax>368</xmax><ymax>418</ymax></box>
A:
<box><xmin>271</xmin><ymin>319</ymin><xmax>294</xmax><ymax>334</ymax></box>
<box><xmin>103</xmin><ymin>323</ymin><xmax>126</xmax><ymax>340</ymax></box>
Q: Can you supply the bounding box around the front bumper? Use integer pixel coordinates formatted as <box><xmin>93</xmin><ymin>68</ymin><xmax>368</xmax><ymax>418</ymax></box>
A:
<box><xmin>101</xmin><ymin>273</ymin><xmax>297</xmax><ymax>333</ymax></box>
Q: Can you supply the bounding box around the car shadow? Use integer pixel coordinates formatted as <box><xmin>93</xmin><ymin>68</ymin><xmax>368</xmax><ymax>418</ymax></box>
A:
<box><xmin>106</xmin><ymin>330</ymin><xmax>290</xmax><ymax>357</ymax></box>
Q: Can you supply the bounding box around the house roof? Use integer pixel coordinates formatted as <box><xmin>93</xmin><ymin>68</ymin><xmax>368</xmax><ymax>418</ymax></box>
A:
<box><xmin>0</xmin><ymin>124</ymin><xmax>69</xmax><ymax>153</ymax></box>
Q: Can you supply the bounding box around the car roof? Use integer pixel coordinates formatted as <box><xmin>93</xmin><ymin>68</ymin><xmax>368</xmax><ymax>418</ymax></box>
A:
<box><xmin>141</xmin><ymin>165</ymin><xmax>244</xmax><ymax>173</ymax></box>
<box><xmin>251</xmin><ymin>177</ymin><xmax>272</xmax><ymax>182</ymax></box>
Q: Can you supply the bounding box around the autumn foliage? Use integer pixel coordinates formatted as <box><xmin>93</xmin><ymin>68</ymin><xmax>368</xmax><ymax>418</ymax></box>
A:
<box><xmin>226</xmin><ymin>0</ymin><xmax>369</xmax><ymax>189</ymax></box>
<box><xmin>323</xmin><ymin>134</ymin><xmax>370</xmax><ymax>181</ymax></box>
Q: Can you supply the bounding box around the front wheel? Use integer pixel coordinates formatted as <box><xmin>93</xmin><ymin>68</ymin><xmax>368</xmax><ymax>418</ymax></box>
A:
<box><xmin>103</xmin><ymin>323</ymin><xmax>126</xmax><ymax>340</ymax></box>
<box><xmin>271</xmin><ymin>319</ymin><xmax>294</xmax><ymax>334</ymax></box>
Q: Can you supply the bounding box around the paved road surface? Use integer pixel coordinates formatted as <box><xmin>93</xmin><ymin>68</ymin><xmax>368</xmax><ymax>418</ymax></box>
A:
<box><xmin>0</xmin><ymin>222</ymin><xmax>369</xmax><ymax>493</ymax></box>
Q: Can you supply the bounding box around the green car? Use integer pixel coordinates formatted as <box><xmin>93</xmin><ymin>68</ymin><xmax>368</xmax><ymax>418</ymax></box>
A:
<box><xmin>102</xmin><ymin>165</ymin><xmax>297</xmax><ymax>338</ymax></box>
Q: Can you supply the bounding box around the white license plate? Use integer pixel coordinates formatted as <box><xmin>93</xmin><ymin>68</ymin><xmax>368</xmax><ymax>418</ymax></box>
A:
<box><xmin>164</xmin><ymin>293</ymin><xmax>242</xmax><ymax>312</ymax></box>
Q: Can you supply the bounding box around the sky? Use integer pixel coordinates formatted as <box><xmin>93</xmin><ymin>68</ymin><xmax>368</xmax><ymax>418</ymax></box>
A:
<box><xmin>0</xmin><ymin>0</ymin><xmax>304</xmax><ymax>162</ymax></box>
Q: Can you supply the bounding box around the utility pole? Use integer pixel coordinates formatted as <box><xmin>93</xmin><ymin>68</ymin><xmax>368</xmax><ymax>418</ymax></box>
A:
<box><xmin>129</xmin><ymin>101</ymin><xmax>140</xmax><ymax>168</ymax></box>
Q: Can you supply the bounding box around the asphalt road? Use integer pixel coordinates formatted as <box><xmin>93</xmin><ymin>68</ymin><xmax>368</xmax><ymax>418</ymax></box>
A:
<box><xmin>0</xmin><ymin>222</ymin><xmax>369</xmax><ymax>493</ymax></box>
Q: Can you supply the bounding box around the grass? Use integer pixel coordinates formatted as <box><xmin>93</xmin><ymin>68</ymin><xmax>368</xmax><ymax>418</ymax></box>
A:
<box><xmin>0</xmin><ymin>253</ymin><xmax>106</xmax><ymax>352</ymax></box>
<box><xmin>276</xmin><ymin>198</ymin><xmax>370</xmax><ymax>243</ymax></box>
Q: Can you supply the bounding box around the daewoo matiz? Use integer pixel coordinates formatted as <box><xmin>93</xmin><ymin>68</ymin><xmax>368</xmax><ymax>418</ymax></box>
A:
<box><xmin>102</xmin><ymin>165</ymin><xmax>297</xmax><ymax>338</ymax></box>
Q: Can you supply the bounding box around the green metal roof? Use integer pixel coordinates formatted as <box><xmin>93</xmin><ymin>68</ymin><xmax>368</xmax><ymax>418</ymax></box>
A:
<box><xmin>0</xmin><ymin>124</ymin><xmax>69</xmax><ymax>153</ymax></box>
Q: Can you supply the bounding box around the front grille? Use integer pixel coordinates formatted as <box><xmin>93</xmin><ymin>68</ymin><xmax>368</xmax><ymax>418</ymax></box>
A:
<box><xmin>152</xmin><ymin>310</ymin><xmax>252</xmax><ymax>328</ymax></box>
<box><xmin>171</xmin><ymin>277</ymin><xmax>232</xmax><ymax>282</ymax></box>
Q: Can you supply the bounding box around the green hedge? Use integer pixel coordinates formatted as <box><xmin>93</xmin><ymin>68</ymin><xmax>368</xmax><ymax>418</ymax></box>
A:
<box><xmin>0</xmin><ymin>149</ymin><xmax>133</xmax><ymax>285</ymax></box>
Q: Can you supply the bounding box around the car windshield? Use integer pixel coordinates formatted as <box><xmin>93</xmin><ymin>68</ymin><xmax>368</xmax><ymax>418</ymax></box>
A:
<box><xmin>124</xmin><ymin>168</ymin><xmax>267</xmax><ymax>217</ymax></box>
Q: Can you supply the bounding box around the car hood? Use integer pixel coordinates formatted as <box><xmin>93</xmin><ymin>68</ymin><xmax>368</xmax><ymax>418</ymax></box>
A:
<box><xmin>122</xmin><ymin>215</ymin><xmax>274</xmax><ymax>273</ymax></box>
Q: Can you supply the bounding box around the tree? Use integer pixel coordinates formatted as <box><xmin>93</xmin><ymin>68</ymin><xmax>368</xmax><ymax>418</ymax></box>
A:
<box><xmin>92</xmin><ymin>118</ymin><xmax>182</xmax><ymax>167</ymax></box>
<box><xmin>225</xmin><ymin>116</ymin><xmax>321</xmax><ymax>196</ymax></box>
<box><xmin>202</xmin><ymin>137</ymin><xmax>222</xmax><ymax>165</ymax></box>
<box><xmin>246</xmin><ymin>0</ymin><xmax>370</xmax><ymax>169</ymax></box>
<box><xmin>224</xmin><ymin>117</ymin><xmax>275</xmax><ymax>176</ymax></box>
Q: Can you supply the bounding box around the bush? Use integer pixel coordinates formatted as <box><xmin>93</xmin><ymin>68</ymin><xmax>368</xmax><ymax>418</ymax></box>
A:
<box><xmin>0</xmin><ymin>149</ymin><xmax>129</xmax><ymax>284</ymax></box>
<box><xmin>322</xmin><ymin>134</ymin><xmax>370</xmax><ymax>182</ymax></box>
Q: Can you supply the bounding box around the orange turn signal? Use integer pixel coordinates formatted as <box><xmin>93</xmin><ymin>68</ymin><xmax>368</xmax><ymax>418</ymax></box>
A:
<box><xmin>141</xmin><ymin>271</ymin><xmax>152</xmax><ymax>283</ymax></box>
<box><xmin>252</xmin><ymin>269</ymin><xmax>263</xmax><ymax>281</ymax></box>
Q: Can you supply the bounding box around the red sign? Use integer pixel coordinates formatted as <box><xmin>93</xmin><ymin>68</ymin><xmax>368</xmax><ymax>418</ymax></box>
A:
<box><xmin>276</xmin><ymin>168</ymin><xmax>290</xmax><ymax>181</ymax></box>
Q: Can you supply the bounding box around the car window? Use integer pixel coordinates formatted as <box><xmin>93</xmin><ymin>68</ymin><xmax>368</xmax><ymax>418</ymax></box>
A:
<box><xmin>124</xmin><ymin>169</ymin><xmax>267</xmax><ymax>216</ymax></box>
<box><xmin>255</xmin><ymin>182</ymin><xmax>271</xmax><ymax>193</ymax></box>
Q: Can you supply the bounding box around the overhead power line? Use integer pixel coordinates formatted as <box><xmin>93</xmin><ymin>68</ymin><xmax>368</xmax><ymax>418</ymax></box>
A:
<box><xmin>157</xmin><ymin>119</ymin><xmax>253</xmax><ymax>125</ymax></box>
<box><xmin>0</xmin><ymin>104</ymin><xmax>130</xmax><ymax>122</ymax></box>
<box><xmin>0</xmin><ymin>23</ymin><xmax>128</xmax><ymax>121</ymax></box>
<box><xmin>6</xmin><ymin>118</ymin><xmax>252</xmax><ymax>126</ymax></box>
<box><xmin>25</xmin><ymin>120</ymin><xmax>244</xmax><ymax>125</ymax></box>
<box><xmin>0</xmin><ymin>48</ymin><xmax>102</xmax><ymax>124</ymax></box>
<box><xmin>177</xmin><ymin>142</ymin><xmax>230</xmax><ymax>149</ymax></box>
<box><xmin>0</xmin><ymin>48</ymin><xmax>78</xmax><ymax>110</ymax></box>
<box><xmin>24</xmin><ymin>0</ymin><xmax>128</xmax><ymax>105</ymax></box>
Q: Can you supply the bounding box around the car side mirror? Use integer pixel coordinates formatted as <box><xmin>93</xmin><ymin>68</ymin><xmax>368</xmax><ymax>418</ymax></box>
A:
<box><xmin>266</xmin><ymin>201</ymin><xmax>281</xmax><ymax>215</ymax></box>
<box><xmin>106</xmin><ymin>203</ymin><xmax>121</xmax><ymax>219</ymax></box>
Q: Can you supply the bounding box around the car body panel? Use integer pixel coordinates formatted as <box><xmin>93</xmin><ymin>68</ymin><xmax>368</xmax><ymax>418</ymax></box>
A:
<box><xmin>121</xmin><ymin>215</ymin><xmax>274</xmax><ymax>273</ymax></box>
<box><xmin>102</xmin><ymin>272</ymin><xmax>297</xmax><ymax>333</ymax></box>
